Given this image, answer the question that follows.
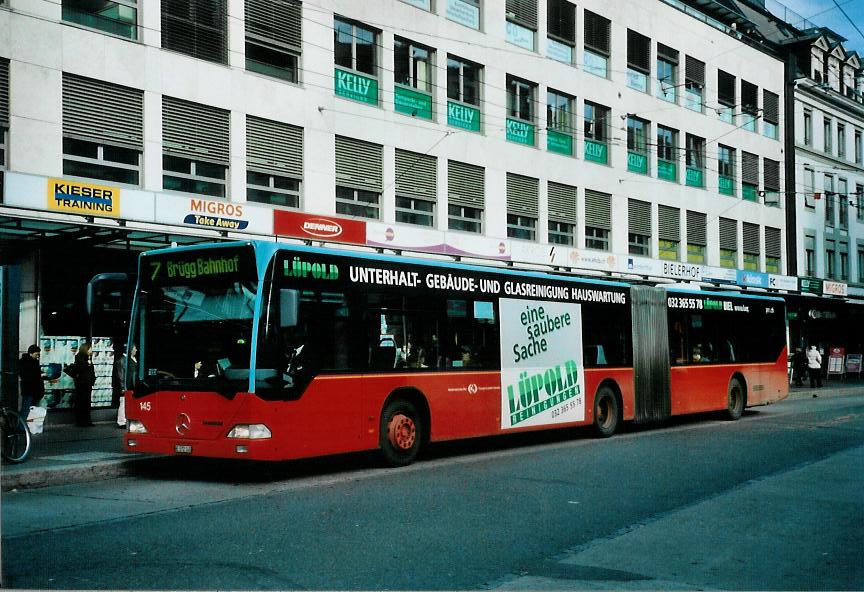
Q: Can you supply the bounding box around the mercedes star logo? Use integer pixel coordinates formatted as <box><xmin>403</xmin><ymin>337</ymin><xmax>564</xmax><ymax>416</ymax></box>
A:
<box><xmin>176</xmin><ymin>413</ymin><xmax>191</xmax><ymax>435</ymax></box>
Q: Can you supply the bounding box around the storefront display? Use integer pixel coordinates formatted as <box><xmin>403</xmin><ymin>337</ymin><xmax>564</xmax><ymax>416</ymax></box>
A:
<box><xmin>38</xmin><ymin>336</ymin><xmax>113</xmax><ymax>409</ymax></box>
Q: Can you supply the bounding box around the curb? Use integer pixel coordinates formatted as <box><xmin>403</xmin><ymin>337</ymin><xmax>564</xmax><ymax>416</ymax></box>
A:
<box><xmin>1</xmin><ymin>456</ymin><xmax>157</xmax><ymax>492</ymax></box>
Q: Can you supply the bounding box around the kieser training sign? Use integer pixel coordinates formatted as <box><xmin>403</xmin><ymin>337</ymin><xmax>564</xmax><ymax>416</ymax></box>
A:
<box><xmin>499</xmin><ymin>298</ymin><xmax>585</xmax><ymax>430</ymax></box>
<box><xmin>47</xmin><ymin>178</ymin><xmax>121</xmax><ymax>217</ymax></box>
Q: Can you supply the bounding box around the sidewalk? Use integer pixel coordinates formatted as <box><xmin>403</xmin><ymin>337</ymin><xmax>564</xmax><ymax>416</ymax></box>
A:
<box><xmin>2</xmin><ymin>381</ymin><xmax>862</xmax><ymax>491</ymax></box>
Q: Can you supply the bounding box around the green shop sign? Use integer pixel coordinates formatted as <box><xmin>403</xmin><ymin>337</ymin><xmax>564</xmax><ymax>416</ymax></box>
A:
<box><xmin>743</xmin><ymin>183</ymin><xmax>758</xmax><ymax>201</ymax></box>
<box><xmin>627</xmin><ymin>151</ymin><xmax>647</xmax><ymax>174</ymax></box>
<box><xmin>799</xmin><ymin>277</ymin><xmax>823</xmax><ymax>295</ymax></box>
<box><xmin>447</xmin><ymin>101</ymin><xmax>480</xmax><ymax>131</ymax></box>
<box><xmin>394</xmin><ymin>86</ymin><xmax>433</xmax><ymax>120</ymax></box>
<box><xmin>334</xmin><ymin>68</ymin><xmax>378</xmax><ymax>105</ymax></box>
<box><xmin>658</xmin><ymin>160</ymin><xmax>676</xmax><ymax>182</ymax></box>
<box><xmin>506</xmin><ymin>118</ymin><xmax>535</xmax><ymax>146</ymax></box>
<box><xmin>686</xmin><ymin>167</ymin><xmax>704</xmax><ymax>187</ymax></box>
<box><xmin>584</xmin><ymin>139</ymin><xmax>607</xmax><ymax>164</ymax></box>
<box><xmin>547</xmin><ymin>130</ymin><xmax>573</xmax><ymax>156</ymax></box>
<box><xmin>719</xmin><ymin>175</ymin><xmax>734</xmax><ymax>196</ymax></box>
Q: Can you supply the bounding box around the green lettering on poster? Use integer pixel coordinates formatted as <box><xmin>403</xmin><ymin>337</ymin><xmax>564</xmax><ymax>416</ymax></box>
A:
<box><xmin>506</xmin><ymin>118</ymin><xmax>535</xmax><ymax>146</ymax></box>
<box><xmin>627</xmin><ymin>152</ymin><xmax>647</xmax><ymax>174</ymax></box>
<box><xmin>584</xmin><ymin>140</ymin><xmax>607</xmax><ymax>164</ymax></box>
<box><xmin>447</xmin><ymin>101</ymin><xmax>481</xmax><ymax>131</ymax></box>
<box><xmin>686</xmin><ymin>167</ymin><xmax>704</xmax><ymax>188</ymax></box>
<box><xmin>547</xmin><ymin>130</ymin><xmax>573</xmax><ymax>156</ymax></box>
<box><xmin>719</xmin><ymin>175</ymin><xmax>734</xmax><ymax>196</ymax></box>
<box><xmin>658</xmin><ymin>160</ymin><xmax>677</xmax><ymax>182</ymax></box>
<box><xmin>394</xmin><ymin>86</ymin><xmax>433</xmax><ymax>120</ymax></box>
<box><xmin>334</xmin><ymin>68</ymin><xmax>378</xmax><ymax>105</ymax></box>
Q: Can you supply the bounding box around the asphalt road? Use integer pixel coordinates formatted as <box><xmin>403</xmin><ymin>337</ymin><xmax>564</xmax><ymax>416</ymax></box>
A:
<box><xmin>2</xmin><ymin>393</ymin><xmax>863</xmax><ymax>590</ymax></box>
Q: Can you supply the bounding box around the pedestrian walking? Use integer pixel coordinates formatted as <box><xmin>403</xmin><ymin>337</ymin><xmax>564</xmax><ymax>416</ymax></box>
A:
<box><xmin>17</xmin><ymin>344</ymin><xmax>48</xmax><ymax>419</ymax></box>
<box><xmin>72</xmin><ymin>342</ymin><xmax>96</xmax><ymax>427</ymax></box>
<box><xmin>116</xmin><ymin>344</ymin><xmax>137</xmax><ymax>428</ymax></box>
<box><xmin>806</xmin><ymin>345</ymin><xmax>823</xmax><ymax>389</ymax></box>
<box><xmin>792</xmin><ymin>347</ymin><xmax>807</xmax><ymax>387</ymax></box>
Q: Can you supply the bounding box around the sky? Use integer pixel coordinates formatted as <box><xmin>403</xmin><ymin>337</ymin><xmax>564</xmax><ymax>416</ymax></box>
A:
<box><xmin>769</xmin><ymin>0</ymin><xmax>864</xmax><ymax>53</ymax></box>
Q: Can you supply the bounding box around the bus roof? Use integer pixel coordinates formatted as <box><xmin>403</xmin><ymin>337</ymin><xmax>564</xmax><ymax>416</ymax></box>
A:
<box><xmin>141</xmin><ymin>240</ymin><xmax>785</xmax><ymax>302</ymax></box>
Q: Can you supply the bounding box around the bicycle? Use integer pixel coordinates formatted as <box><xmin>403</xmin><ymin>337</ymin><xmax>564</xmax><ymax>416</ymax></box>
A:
<box><xmin>1</xmin><ymin>406</ymin><xmax>32</xmax><ymax>463</ymax></box>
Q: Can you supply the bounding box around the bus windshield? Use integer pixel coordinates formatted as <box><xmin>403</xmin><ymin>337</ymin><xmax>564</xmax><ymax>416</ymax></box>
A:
<box><xmin>134</xmin><ymin>246</ymin><xmax>258</xmax><ymax>394</ymax></box>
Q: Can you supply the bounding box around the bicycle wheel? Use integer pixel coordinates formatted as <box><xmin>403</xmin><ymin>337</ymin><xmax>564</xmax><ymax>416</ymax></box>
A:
<box><xmin>2</xmin><ymin>409</ymin><xmax>32</xmax><ymax>463</ymax></box>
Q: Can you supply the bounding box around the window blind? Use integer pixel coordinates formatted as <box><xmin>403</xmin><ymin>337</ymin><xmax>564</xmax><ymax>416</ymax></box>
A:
<box><xmin>765</xmin><ymin>226</ymin><xmax>781</xmax><ymax>258</ymax></box>
<box><xmin>584</xmin><ymin>10</ymin><xmax>610</xmax><ymax>56</ymax></box>
<box><xmin>686</xmin><ymin>210</ymin><xmax>706</xmax><ymax>245</ymax></box>
<box><xmin>657</xmin><ymin>43</ymin><xmax>678</xmax><ymax>64</ymax></box>
<box><xmin>763</xmin><ymin>90</ymin><xmax>779</xmax><ymax>124</ymax></box>
<box><xmin>547</xmin><ymin>181</ymin><xmax>576</xmax><ymax>223</ymax></box>
<box><xmin>506</xmin><ymin>173</ymin><xmax>539</xmax><ymax>217</ymax></box>
<box><xmin>741</xmin><ymin>80</ymin><xmax>759</xmax><ymax>114</ymax></box>
<box><xmin>547</xmin><ymin>0</ymin><xmax>575</xmax><ymax>43</ymax></box>
<box><xmin>658</xmin><ymin>205</ymin><xmax>680</xmax><ymax>242</ymax></box>
<box><xmin>584</xmin><ymin>189</ymin><xmax>611</xmax><ymax>229</ymax></box>
<box><xmin>245</xmin><ymin>0</ymin><xmax>302</xmax><ymax>51</ymax></box>
<box><xmin>162</xmin><ymin>96</ymin><xmax>230</xmax><ymax>164</ymax></box>
<box><xmin>395</xmin><ymin>149</ymin><xmax>437</xmax><ymax>201</ymax></box>
<box><xmin>719</xmin><ymin>217</ymin><xmax>737</xmax><ymax>250</ymax></box>
<box><xmin>448</xmin><ymin>160</ymin><xmax>485</xmax><ymax>209</ymax></box>
<box><xmin>718</xmin><ymin>70</ymin><xmax>736</xmax><ymax>106</ymax></box>
<box><xmin>0</xmin><ymin>58</ymin><xmax>8</xmax><ymax>128</ymax></box>
<box><xmin>742</xmin><ymin>152</ymin><xmax>759</xmax><ymax>184</ymax></box>
<box><xmin>627</xmin><ymin>30</ymin><xmax>650</xmax><ymax>74</ymax></box>
<box><xmin>506</xmin><ymin>0</ymin><xmax>538</xmax><ymax>30</ymax></box>
<box><xmin>742</xmin><ymin>222</ymin><xmax>760</xmax><ymax>255</ymax></box>
<box><xmin>63</xmin><ymin>73</ymin><xmax>143</xmax><ymax>150</ymax></box>
<box><xmin>764</xmin><ymin>158</ymin><xmax>780</xmax><ymax>191</ymax></box>
<box><xmin>685</xmin><ymin>56</ymin><xmax>705</xmax><ymax>86</ymax></box>
<box><xmin>335</xmin><ymin>136</ymin><xmax>382</xmax><ymax>192</ymax></box>
<box><xmin>246</xmin><ymin>115</ymin><xmax>303</xmax><ymax>178</ymax></box>
<box><xmin>628</xmin><ymin>199</ymin><xmax>651</xmax><ymax>236</ymax></box>
<box><xmin>162</xmin><ymin>0</ymin><xmax>229</xmax><ymax>64</ymax></box>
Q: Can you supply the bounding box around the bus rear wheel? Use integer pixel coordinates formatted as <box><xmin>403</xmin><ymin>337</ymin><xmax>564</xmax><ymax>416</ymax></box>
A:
<box><xmin>380</xmin><ymin>399</ymin><xmax>423</xmax><ymax>467</ymax></box>
<box><xmin>593</xmin><ymin>386</ymin><xmax>619</xmax><ymax>438</ymax></box>
<box><xmin>726</xmin><ymin>378</ymin><xmax>745</xmax><ymax>420</ymax></box>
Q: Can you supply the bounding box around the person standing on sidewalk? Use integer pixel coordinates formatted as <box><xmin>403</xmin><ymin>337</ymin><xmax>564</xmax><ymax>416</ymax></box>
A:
<box><xmin>116</xmin><ymin>344</ymin><xmax>137</xmax><ymax>428</ymax></box>
<box><xmin>18</xmin><ymin>345</ymin><xmax>48</xmax><ymax>420</ymax></box>
<box><xmin>72</xmin><ymin>342</ymin><xmax>96</xmax><ymax>427</ymax></box>
<box><xmin>806</xmin><ymin>345</ymin><xmax>823</xmax><ymax>389</ymax></box>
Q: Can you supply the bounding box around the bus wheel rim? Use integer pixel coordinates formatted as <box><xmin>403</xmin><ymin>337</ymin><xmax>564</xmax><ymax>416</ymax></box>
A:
<box><xmin>598</xmin><ymin>399</ymin><xmax>610</xmax><ymax>427</ymax></box>
<box><xmin>388</xmin><ymin>414</ymin><xmax>416</xmax><ymax>450</ymax></box>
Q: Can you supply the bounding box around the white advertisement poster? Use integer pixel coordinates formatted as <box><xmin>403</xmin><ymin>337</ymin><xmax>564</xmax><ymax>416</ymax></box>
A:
<box><xmin>499</xmin><ymin>298</ymin><xmax>585</xmax><ymax>430</ymax></box>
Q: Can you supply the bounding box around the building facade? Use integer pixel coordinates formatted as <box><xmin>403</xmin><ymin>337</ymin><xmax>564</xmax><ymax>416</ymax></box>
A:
<box><xmin>0</xmin><ymin>0</ymin><xmax>793</xmax><ymax>406</ymax></box>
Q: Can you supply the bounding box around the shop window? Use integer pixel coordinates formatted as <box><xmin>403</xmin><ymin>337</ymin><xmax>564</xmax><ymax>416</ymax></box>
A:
<box><xmin>62</xmin><ymin>0</ymin><xmax>138</xmax><ymax>39</ymax></box>
<box><xmin>162</xmin><ymin>0</ymin><xmax>228</xmax><ymax>64</ymax></box>
<box><xmin>336</xmin><ymin>186</ymin><xmax>380</xmax><ymax>219</ymax></box>
<box><xmin>245</xmin><ymin>0</ymin><xmax>302</xmax><ymax>83</ymax></box>
<box><xmin>448</xmin><ymin>204</ymin><xmax>483</xmax><ymax>234</ymax></box>
<box><xmin>247</xmin><ymin>171</ymin><xmax>300</xmax><ymax>208</ymax></box>
<box><xmin>163</xmin><ymin>155</ymin><xmax>227</xmax><ymax>197</ymax></box>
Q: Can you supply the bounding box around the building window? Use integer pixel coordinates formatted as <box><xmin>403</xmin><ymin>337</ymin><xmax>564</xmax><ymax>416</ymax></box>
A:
<box><xmin>448</xmin><ymin>160</ymin><xmax>484</xmax><ymax>233</ymax></box>
<box><xmin>805</xmin><ymin>234</ymin><xmax>816</xmax><ymax>276</ymax></box>
<box><xmin>585</xmin><ymin>226</ymin><xmax>609</xmax><ymax>251</ymax></box>
<box><xmin>400</xmin><ymin>0</ymin><xmax>431</xmax><ymax>9</ymax></box>
<box><xmin>583</xmin><ymin>10</ymin><xmax>610</xmax><ymax>78</ymax></box>
<box><xmin>335</xmin><ymin>136</ymin><xmax>382</xmax><ymax>220</ymax></box>
<box><xmin>685</xmin><ymin>134</ymin><xmax>705</xmax><ymax>187</ymax></box>
<box><xmin>164</xmin><ymin>155</ymin><xmax>227</xmax><ymax>197</ymax></box>
<box><xmin>687</xmin><ymin>210</ymin><xmax>707</xmax><ymax>264</ymax></box>
<box><xmin>505</xmin><ymin>0</ymin><xmax>537</xmax><ymax>51</ymax></box>
<box><xmin>62</xmin><ymin>74</ymin><xmax>143</xmax><ymax>186</ymax></box>
<box><xmin>245</xmin><ymin>0</ymin><xmax>302</xmax><ymax>83</ymax></box>
<box><xmin>839</xmin><ymin>244</ymin><xmax>849</xmax><ymax>281</ymax></box>
<box><xmin>858</xmin><ymin>246</ymin><xmax>864</xmax><ymax>283</ymax></box>
<box><xmin>684</xmin><ymin>56</ymin><xmax>705</xmax><ymax>112</ymax></box>
<box><xmin>657</xmin><ymin>125</ymin><xmax>678</xmax><ymax>182</ymax></box>
<box><xmin>658</xmin><ymin>205</ymin><xmax>680</xmax><ymax>261</ymax></box>
<box><xmin>763</xmin><ymin>90</ymin><xmax>779</xmax><ymax>140</ymax></box>
<box><xmin>506</xmin><ymin>173</ymin><xmax>538</xmax><ymax>241</ymax></box>
<box><xmin>334</xmin><ymin>18</ymin><xmax>379</xmax><ymax>104</ymax></box>
<box><xmin>857</xmin><ymin>184</ymin><xmax>864</xmax><ymax>222</ymax></box>
<box><xmin>742</xmin><ymin>222</ymin><xmax>760</xmax><ymax>271</ymax></box>
<box><xmin>838</xmin><ymin>123</ymin><xmax>846</xmax><ymax>159</ymax></box>
<box><xmin>763</xmin><ymin>158</ymin><xmax>781</xmax><ymax>207</ymax></box>
<box><xmin>446</xmin><ymin>55</ymin><xmax>482</xmax><ymax>131</ymax></box>
<box><xmin>740</xmin><ymin>80</ymin><xmax>758</xmax><ymax>132</ymax></box>
<box><xmin>395</xmin><ymin>148</ymin><xmax>437</xmax><ymax>227</ymax></box>
<box><xmin>506</xmin><ymin>75</ymin><xmax>537</xmax><ymax>146</ymax></box>
<box><xmin>656</xmin><ymin>44</ymin><xmax>678</xmax><ymax>103</ymax></box>
<box><xmin>62</xmin><ymin>0</ymin><xmax>138</xmax><ymax>39</ymax></box>
<box><xmin>548</xmin><ymin>220</ymin><xmax>574</xmax><ymax>245</ymax></box>
<box><xmin>628</xmin><ymin>199</ymin><xmax>651</xmax><ymax>256</ymax></box>
<box><xmin>803</xmin><ymin>109</ymin><xmax>812</xmax><ymax>146</ymax></box>
<box><xmin>394</xmin><ymin>37</ymin><xmax>434</xmax><ymax>120</ymax></box>
<box><xmin>741</xmin><ymin>151</ymin><xmax>759</xmax><ymax>202</ymax></box>
<box><xmin>246</xmin><ymin>115</ymin><xmax>303</xmax><ymax>208</ymax></box>
<box><xmin>824</xmin><ymin>117</ymin><xmax>833</xmax><ymax>154</ymax></box>
<box><xmin>719</xmin><ymin>217</ymin><xmax>737</xmax><ymax>269</ymax></box>
<box><xmin>584</xmin><ymin>101</ymin><xmax>609</xmax><ymax>164</ymax></box>
<box><xmin>855</xmin><ymin>129</ymin><xmax>863</xmax><ymax>165</ymax></box>
<box><xmin>717</xmin><ymin>70</ymin><xmax>735</xmax><ymax>124</ymax></box>
<box><xmin>626</xmin><ymin>117</ymin><xmax>649</xmax><ymax>175</ymax></box>
<box><xmin>626</xmin><ymin>30</ymin><xmax>650</xmax><ymax>93</ymax></box>
<box><xmin>247</xmin><ymin>171</ymin><xmax>300</xmax><ymax>207</ymax></box>
<box><xmin>162</xmin><ymin>0</ymin><xmax>228</xmax><ymax>64</ymax></box>
<box><xmin>838</xmin><ymin>178</ymin><xmax>849</xmax><ymax>229</ymax></box>
<box><xmin>64</xmin><ymin>139</ymin><xmax>141</xmax><ymax>186</ymax></box>
<box><xmin>585</xmin><ymin>190</ymin><xmax>611</xmax><ymax>251</ymax></box>
<box><xmin>507</xmin><ymin>215</ymin><xmax>536</xmax><ymax>240</ymax></box>
<box><xmin>547</xmin><ymin>89</ymin><xmax>574</xmax><ymax>155</ymax></box>
<box><xmin>804</xmin><ymin>167</ymin><xmax>815</xmax><ymax>208</ymax></box>
<box><xmin>824</xmin><ymin>174</ymin><xmax>835</xmax><ymax>226</ymax></box>
<box><xmin>448</xmin><ymin>204</ymin><xmax>482</xmax><ymax>233</ymax></box>
<box><xmin>547</xmin><ymin>0</ymin><xmax>575</xmax><ymax>64</ymax></box>
<box><xmin>446</xmin><ymin>0</ymin><xmax>480</xmax><ymax>30</ymax></box>
<box><xmin>717</xmin><ymin>145</ymin><xmax>735</xmax><ymax>196</ymax></box>
<box><xmin>825</xmin><ymin>239</ymin><xmax>835</xmax><ymax>279</ymax></box>
<box><xmin>336</xmin><ymin>186</ymin><xmax>379</xmax><ymax>219</ymax></box>
<box><xmin>765</xmin><ymin>227</ymin><xmax>781</xmax><ymax>273</ymax></box>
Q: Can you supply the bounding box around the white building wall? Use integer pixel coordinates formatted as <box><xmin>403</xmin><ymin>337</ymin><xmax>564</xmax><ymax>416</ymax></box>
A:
<box><xmin>0</xmin><ymin>0</ymin><xmax>788</xmax><ymax>271</ymax></box>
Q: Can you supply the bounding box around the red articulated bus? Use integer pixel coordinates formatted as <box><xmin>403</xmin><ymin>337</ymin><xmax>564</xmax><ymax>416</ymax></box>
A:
<box><xmin>124</xmin><ymin>241</ymin><xmax>788</xmax><ymax>465</ymax></box>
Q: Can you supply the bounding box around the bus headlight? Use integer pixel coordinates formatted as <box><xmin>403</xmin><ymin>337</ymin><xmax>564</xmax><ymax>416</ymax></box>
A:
<box><xmin>128</xmin><ymin>420</ymin><xmax>148</xmax><ymax>434</ymax></box>
<box><xmin>227</xmin><ymin>424</ymin><xmax>272</xmax><ymax>439</ymax></box>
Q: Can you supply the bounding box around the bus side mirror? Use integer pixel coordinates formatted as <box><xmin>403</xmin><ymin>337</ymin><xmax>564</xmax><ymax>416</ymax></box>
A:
<box><xmin>280</xmin><ymin>289</ymin><xmax>299</xmax><ymax>328</ymax></box>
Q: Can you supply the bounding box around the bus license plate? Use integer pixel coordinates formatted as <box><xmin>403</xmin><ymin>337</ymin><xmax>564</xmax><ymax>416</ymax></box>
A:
<box><xmin>175</xmin><ymin>444</ymin><xmax>192</xmax><ymax>454</ymax></box>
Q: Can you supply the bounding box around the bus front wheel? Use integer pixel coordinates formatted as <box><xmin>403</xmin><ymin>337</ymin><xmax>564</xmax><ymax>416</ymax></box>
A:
<box><xmin>726</xmin><ymin>378</ymin><xmax>745</xmax><ymax>420</ymax></box>
<box><xmin>380</xmin><ymin>399</ymin><xmax>423</xmax><ymax>467</ymax></box>
<box><xmin>593</xmin><ymin>386</ymin><xmax>619</xmax><ymax>438</ymax></box>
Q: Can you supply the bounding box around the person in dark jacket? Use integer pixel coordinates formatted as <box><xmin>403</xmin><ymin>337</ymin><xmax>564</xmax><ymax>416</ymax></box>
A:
<box><xmin>18</xmin><ymin>344</ymin><xmax>48</xmax><ymax>419</ymax></box>
<box><xmin>72</xmin><ymin>342</ymin><xmax>97</xmax><ymax>427</ymax></box>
